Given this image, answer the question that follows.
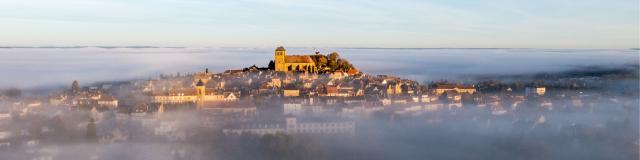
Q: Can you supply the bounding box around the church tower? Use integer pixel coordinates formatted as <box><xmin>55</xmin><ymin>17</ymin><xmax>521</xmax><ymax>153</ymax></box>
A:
<box><xmin>195</xmin><ymin>79</ymin><xmax>206</xmax><ymax>107</ymax></box>
<box><xmin>195</xmin><ymin>79</ymin><xmax>206</xmax><ymax>97</ymax></box>
<box><xmin>274</xmin><ymin>46</ymin><xmax>286</xmax><ymax>72</ymax></box>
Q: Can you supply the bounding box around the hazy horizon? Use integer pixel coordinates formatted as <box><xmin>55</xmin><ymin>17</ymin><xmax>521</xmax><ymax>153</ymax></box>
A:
<box><xmin>1</xmin><ymin>47</ymin><xmax>637</xmax><ymax>89</ymax></box>
<box><xmin>1</xmin><ymin>0</ymin><xmax>638</xmax><ymax>48</ymax></box>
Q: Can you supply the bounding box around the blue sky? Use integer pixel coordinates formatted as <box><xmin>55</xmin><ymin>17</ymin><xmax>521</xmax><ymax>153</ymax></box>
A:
<box><xmin>0</xmin><ymin>0</ymin><xmax>638</xmax><ymax>48</ymax></box>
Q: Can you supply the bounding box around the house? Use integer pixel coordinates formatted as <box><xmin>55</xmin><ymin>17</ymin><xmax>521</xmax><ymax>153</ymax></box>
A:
<box><xmin>434</xmin><ymin>84</ymin><xmax>476</xmax><ymax>95</ymax></box>
<box><xmin>330</xmin><ymin>71</ymin><xmax>348</xmax><ymax>80</ymax></box>
<box><xmin>283</xmin><ymin>89</ymin><xmax>300</xmax><ymax>97</ymax></box>
<box><xmin>97</xmin><ymin>96</ymin><xmax>118</xmax><ymax>109</ymax></box>
<box><xmin>152</xmin><ymin>79</ymin><xmax>231</xmax><ymax>106</ymax></box>
<box><xmin>325</xmin><ymin>86</ymin><xmax>338</xmax><ymax>97</ymax></box>
<box><xmin>269</xmin><ymin>78</ymin><xmax>282</xmax><ymax>87</ymax></box>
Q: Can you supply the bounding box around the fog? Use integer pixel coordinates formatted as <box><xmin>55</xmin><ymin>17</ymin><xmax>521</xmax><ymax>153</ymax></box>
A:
<box><xmin>0</xmin><ymin>47</ymin><xmax>636</xmax><ymax>88</ymax></box>
<box><xmin>0</xmin><ymin>47</ymin><xmax>638</xmax><ymax>160</ymax></box>
<box><xmin>1</xmin><ymin>96</ymin><xmax>636</xmax><ymax>160</ymax></box>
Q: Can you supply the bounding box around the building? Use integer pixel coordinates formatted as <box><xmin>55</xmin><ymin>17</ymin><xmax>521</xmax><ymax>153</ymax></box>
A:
<box><xmin>283</xmin><ymin>103</ymin><xmax>303</xmax><ymax>115</ymax></box>
<box><xmin>283</xmin><ymin>89</ymin><xmax>300</xmax><ymax>97</ymax></box>
<box><xmin>96</xmin><ymin>96</ymin><xmax>118</xmax><ymax>109</ymax></box>
<box><xmin>274</xmin><ymin>46</ymin><xmax>317</xmax><ymax>73</ymax></box>
<box><xmin>223</xmin><ymin>116</ymin><xmax>355</xmax><ymax>136</ymax></box>
<box><xmin>151</xmin><ymin>79</ymin><xmax>236</xmax><ymax>107</ymax></box>
<box><xmin>387</xmin><ymin>83</ymin><xmax>403</xmax><ymax>95</ymax></box>
<box><xmin>525</xmin><ymin>87</ymin><xmax>546</xmax><ymax>96</ymax></box>
<box><xmin>434</xmin><ymin>85</ymin><xmax>476</xmax><ymax>95</ymax></box>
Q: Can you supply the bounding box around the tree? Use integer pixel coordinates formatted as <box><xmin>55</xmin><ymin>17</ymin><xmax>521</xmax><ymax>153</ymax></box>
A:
<box><xmin>268</xmin><ymin>60</ymin><xmax>275</xmax><ymax>70</ymax></box>
<box><xmin>317</xmin><ymin>56</ymin><xmax>328</xmax><ymax>68</ymax></box>
<box><xmin>337</xmin><ymin>59</ymin><xmax>353</xmax><ymax>71</ymax></box>
<box><xmin>328</xmin><ymin>52</ymin><xmax>340</xmax><ymax>69</ymax></box>
<box><xmin>71</xmin><ymin>80</ymin><xmax>80</xmax><ymax>95</ymax></box>
<box><xmin>4</xmin><ymin>88</ymin><xmax>21</xmax><ymax>98</ymax></box>
<box><xmin>328</xmin><ymin>52</ymin><xmax>340</xmax><ymax>61</ymax></box>
<box><xmin>310</xmin><ymin>55</ymin><xmax>328</xmax><ymax>68</ymax></box>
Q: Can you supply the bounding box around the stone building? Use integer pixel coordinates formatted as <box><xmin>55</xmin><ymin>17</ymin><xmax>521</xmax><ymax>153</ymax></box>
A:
<box><xmin>274</xmin><ymin>46</ymin><xmax>317</xmax><ymax>73</ymax></box>
<box><xmin>223</xmin><ymin>116</ymin><xmax>355</xmax><ymax>136</ymax></box>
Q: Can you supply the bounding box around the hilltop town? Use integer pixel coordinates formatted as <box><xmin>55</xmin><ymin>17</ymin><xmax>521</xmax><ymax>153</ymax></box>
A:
<box><xmin>0</xmin><ymin>47</ymin><xmax>637</xmax><ymax>159</ymax></box>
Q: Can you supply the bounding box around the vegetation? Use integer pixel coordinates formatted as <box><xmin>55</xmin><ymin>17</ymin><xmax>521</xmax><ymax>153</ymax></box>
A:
<box><xmin>268</xmin><ymin>60</ymin><xmax>275</xmax><ymax>70</ymax></box>
<box><xmin>71</xmin><ymin>80</ymin><xmax>80</xmax><ymax>95</ymax></box>
<box><xmin>309</xmin><ymin>52</ymin><xmax>355</xmax><ymax>72</ymax></box>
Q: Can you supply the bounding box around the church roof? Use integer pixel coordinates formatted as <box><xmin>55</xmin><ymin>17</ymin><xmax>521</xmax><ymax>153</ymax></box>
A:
<box><xmin>276</xmin><ymin>46</ymin><xmax>286</xmax><ymax>51</ymax></box>
<box><xmin>285</xmin><ymin>55</ymin><xmax>315</xmax><ymax>63</ymax></box>
<box><xmin>347</xmin><ymin>68</ymin><xmax>359</xmax><ymax>74</ymax></box>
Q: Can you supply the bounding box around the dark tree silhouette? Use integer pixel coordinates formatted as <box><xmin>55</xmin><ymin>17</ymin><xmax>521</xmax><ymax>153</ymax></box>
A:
<box><xmin>268</xmin><ymin>60</ymin><xmax>275</xmax><ymax>70</ymax></box>
<box><xmin>71</xmin><ymin>80</ymin><xmax>80</xmax><ymax>95</ymax></box>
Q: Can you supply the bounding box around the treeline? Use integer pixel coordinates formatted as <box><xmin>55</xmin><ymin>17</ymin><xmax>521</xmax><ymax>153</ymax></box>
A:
<box><xmin>309</xmin><ymin>52</ymin><xmax>355</xmax><ymax>72</ymax></box>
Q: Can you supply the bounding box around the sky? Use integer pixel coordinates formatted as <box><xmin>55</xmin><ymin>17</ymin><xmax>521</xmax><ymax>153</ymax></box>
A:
<box><xmin>0</xmin><ymin>0</ymin><xmax>638</xmax><ymax>48</ymax></box>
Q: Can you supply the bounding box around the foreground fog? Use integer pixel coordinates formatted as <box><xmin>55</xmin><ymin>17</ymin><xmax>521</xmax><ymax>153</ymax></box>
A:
<box><xmin>0</xmin><ymin>47</ymin><xmax>637</xmax><ymax>88</ymax></box>
<box><xmin>0</xmin><ymin>47</ymin><xmax>637</xmax><ymax>160</ymax></box>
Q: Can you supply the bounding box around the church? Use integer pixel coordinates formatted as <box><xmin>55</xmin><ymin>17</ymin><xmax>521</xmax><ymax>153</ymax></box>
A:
<box><xmin>274</xmin><ymin>46</ymin><xmax>317</xmax><ymax>73</ymax></box>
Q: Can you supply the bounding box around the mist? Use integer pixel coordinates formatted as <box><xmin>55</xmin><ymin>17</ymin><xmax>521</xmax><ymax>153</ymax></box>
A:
<box><xmin>0</xmin><ymin>47</ymin><xmax>637</xmax><ymax>160</ymax></box>
<box><xmin>0</xmin><ymin>47</ymin><xmax>636</xmax><ymax>88</ymax></box>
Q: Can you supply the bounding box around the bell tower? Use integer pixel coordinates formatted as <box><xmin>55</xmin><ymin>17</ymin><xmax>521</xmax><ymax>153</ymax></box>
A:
<box><xmin>195</xmin><ymin>79</ymin><xmax>206</xmax><ymax>97</ymax></box>
<box><xmin>195</xmin><ymin>79</ymin><xmax>206</xmax><ymax>108</ymax></box>
<box><xmin>274</xmin><ymin>46</ymin><xmax>286</xmax><ymax>72</ymax></box>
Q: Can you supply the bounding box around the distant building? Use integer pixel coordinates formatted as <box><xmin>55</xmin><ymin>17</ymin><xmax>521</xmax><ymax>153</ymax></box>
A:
<box><xmin>283</xmin><ymin>103</ymin><xmax>303</xmax><ymax>115</ymax></box>
<box><xmin>96</xmin><ymin>96</ymin><xmax>118</xmax><ymax>109</ymax></box>
<box><xmin>151</xmin><ymin>79</ymin><xmax>236</xmax><ymax>107</ymax></box>
<box><xmin>223</xmin><ymin>116</ymin><xmax>355</xmax><ymax>136</ymax></box>
<box><xmin>387</xmin><ymin>83</ymin><xmax>402</xmax><ymax>95</ymax></box>
<box><xmin>330</xmin><ymin>71</ymin><xmax>348</xmax><ymax>79</ymax></box>
<box><xmin>525</xmin><ymin>87</ymin><xmax>546</xmax><ymax>96</ymax></box>
<box><xmin>434</xmin><ymin>85</ymin><xmax>476</xmax><ymax>95</ymax></box>
<box><xmin>283</xmin><ymin>89</ymin><xmax>300</xmax><ymax>97</ymax></box>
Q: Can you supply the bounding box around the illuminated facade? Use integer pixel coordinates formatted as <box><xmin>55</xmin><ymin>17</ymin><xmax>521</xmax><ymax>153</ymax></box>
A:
<box><xmin>274</xmin><ymin>46</ymin><xmax>317</xmax><ymax>73</ymax></box>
